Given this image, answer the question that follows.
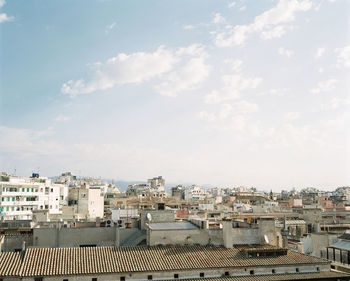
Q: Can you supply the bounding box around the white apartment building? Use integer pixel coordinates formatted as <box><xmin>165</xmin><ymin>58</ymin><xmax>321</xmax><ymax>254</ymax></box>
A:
<box><xmin>0</xmin><ymin>173</ymin><xmax>61</xmax><ymax>220</ymax></box>
<box><xmin>184</xmin><ymin>185</ymin><xmax>209</xmax><ymax>201</ymax></box>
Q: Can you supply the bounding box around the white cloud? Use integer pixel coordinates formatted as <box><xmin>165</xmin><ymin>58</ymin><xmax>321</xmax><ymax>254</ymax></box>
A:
<box><xmin>0</xmin><ymin>0</ymin><xmax>14</xmax><ymax>24</ymax></box>
<box><xmin>318</xmin><ymin>67</ymin><xmax>324</xmax><ymax>73</ymax></box>
<box><xmin>212</xmin><ymin>13</ymin><xmax>226</xmax><ymax>24</ymax></box>
<box><xmin>214</xmin><ymin>0</ymin><xmax>312</xmax><ymax>47</ymax></box>
<box><xmin>62</xmin><ymin>44</ymin><xmax>210</xmax><ymax>97</ymax></box>
<box><xmin>285</xmin><ymin>112</ymin><xmax>301</xmax><ymax>120</ymax></box>
<box><xmin>228</xmin><ymin>2</ymin><xmax>236</xmax><ymax>8</ymax></box>
<box><xmin>199</xmin><ymin>101</ymin><xmax>259</xmax><ymax>132</ymax></box>
<box><xmin>197</xmin><ymin>111</ymin><xmax>216</xmax><ymax>122</ymax></box>
<box><xmin>205</xmin><ymin>74</ymin><xmax>262</xmax><ymax>104</ymax></box>
<box><xmin>258</xmin><ymin>88</ymin><xmax>289</xmax><ymax>96</ymax></box>
<box><xmin>310</xmin><ymin>78</ymin><xmax>338</xmax><ymax>94</ymax></box>
<box><xmin>224</xmin><ymin>59</ymin><xmax>243</xmax><ymax>72</ymax></box>
<box><xmin>335</xmin><ymin>45</ymin><xmax>350</xmax><ymax>68</ymax></box>
<box><xmin>62</xmin><ymin>46</ymin><xmax>199</xmax><ymax>96</ymax></box>
<box><xmin>154</xmin><ymin>45</ymin><xmax>210</xmax><ymax>97</ymax></box>
<box><xmin>183</xmin><ymin>25</ymin><xmax>195</xmax><ymax>30</ymax></box>
<box><xmin>239</xmin><ymin>6</ymin><xmax>247</xmax><ymax>11</ymax></box>
<box><xmin>314</xmin><ymin>47</ymin><xmax>325</xmax><ymax>59</ymax></box>
<box><xmin>261</xmin><ymin>25</ymin><xmax>286</xmax><ymax>40</ymax></box>
<box><xmin>321</xmin><ymin>97</ymin><xmax>350</xmax><ymax>111</ymax></box>
<box><xmin>105</xmin><ymin>22</ymin><xmax>116</xmax><ymax>34</ymax></box>
<box><xmin>325</xmin><ymin>113</ymin><xmax>349</xmax><ymax>131</ymax></box>
<box><xmin>278</xmin><ymin>47</ymin><xmax>294</xmax><ymax>58</ymax></box>
<box><xmin>0</xmin><ymin>126</ymin><xmax>58</xmax><ymax>157</ymax></box>
<box><xmin>0</xmin><ymin>13</ymin><xmax>13</xmax><ymax>23</ymax></box>
<box><xmin>228</xmin><ymin>100</ymin><xmax>259</xmax><ymax>115</ymax></box>
<box><xmin>54</xmin><ymin>115</ymin><xmax>72</xmax><ymax>122</ymax></box>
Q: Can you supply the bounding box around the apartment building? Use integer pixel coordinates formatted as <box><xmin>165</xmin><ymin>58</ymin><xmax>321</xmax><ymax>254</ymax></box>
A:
<box><xmin>67</xmin><ymin>184</ymin><xmax>104</xmax><ymax>220</ymax></box>
<box><xmin>0</xmin><ymin>173</ymin><xmax>60</xmax><ymax>220</ymax></box>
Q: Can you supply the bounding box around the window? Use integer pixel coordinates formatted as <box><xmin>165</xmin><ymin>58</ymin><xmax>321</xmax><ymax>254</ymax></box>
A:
<box><xmin>224</xmin><ymin>271</ymin><xmax>229</xmax><ymax>276</ymax></box>
<box><xmin>22</xmin><ymin>188</ymin><xmax>25</xmax><ymax>192</ymax></box>
<box><xmin>272</xmin><ymin>269</ymin><xmax>276</xmax><ymax>274</ymax></box>
<box><xmin>296</xmin><ymin>268</ymin><xmax>299</xmax><ymax>273</ymax></box>
<box><xmin>27</xmin><ymin>188</ymin><xmax>30</xmax><ymax>192</ymax></box>
<box><xmin>147</xmin><ymin>275</ymin><xmax>152</xmax><ymax>280</ymax></box>
<box><xmin>317</xmin><ymin>267</ymin><xmax>320</xmax><ymax>272</ymax></box>
<box><xmin>174</xmin><ymin>274</ymin><xmax>179</xmax><ymax>279</ymax></box>
<box><xmin>92</xmin><ymin>278</ymin><xmax>97</xmax><ymax>281</ymax></box>
<box><xmin>31</xmin><ymin>188</ymin><xmax>34</xmax><ymax>192</ymax></box>
<box><xmin>250</xmin><ymin>270</ymin><xmax>254</xmax><ymax>275</ymax></box>
<box><xmin>200</xmin><ymin>273</ymin><xmax>205</xmax><ymax>278</ymax></box>
<box><xmin>120</xmin><ymin>277</ymin><xmax>125</xmax><ymax>281</ymax></box>
<box><xmin>63</xmin><ymin>279</ymin><xmax>68</xmax><ymax>281</ymax></box>
<box><xmin>34</xmin><ymin>278</ymin><xmax>43</xmax><ymax>281</ymax></box>
<box><xmin>51</xmin><ymin>188</ymin><xmax>53</xmax><ymax>192</ymax></box>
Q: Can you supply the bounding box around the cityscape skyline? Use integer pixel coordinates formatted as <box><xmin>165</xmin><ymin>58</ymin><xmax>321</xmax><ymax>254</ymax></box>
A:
<box><xmin>1</xmin><ymin>0</ymin><xmax>349</xmax><ymax>190</ymax></box>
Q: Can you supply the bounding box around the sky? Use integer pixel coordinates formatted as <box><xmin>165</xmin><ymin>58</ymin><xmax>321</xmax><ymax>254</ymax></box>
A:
<box><xmin>0</xmin><ymin>0</ymin><xmax>349</xmax><ymax>191</ymax></box>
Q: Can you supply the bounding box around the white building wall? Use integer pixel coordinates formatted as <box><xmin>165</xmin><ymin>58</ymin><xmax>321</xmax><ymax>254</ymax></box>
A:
<box><xmin>0</xmin><ymin>176</ymin><xmax>61</xmax><ymax>220</ymax></box>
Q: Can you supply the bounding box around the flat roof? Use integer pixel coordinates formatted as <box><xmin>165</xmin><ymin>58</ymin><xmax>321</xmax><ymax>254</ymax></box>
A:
<box><xmin>148</xmin><ymin>221</ymin><xmax>198</xmax><ymax>230</ymax></box>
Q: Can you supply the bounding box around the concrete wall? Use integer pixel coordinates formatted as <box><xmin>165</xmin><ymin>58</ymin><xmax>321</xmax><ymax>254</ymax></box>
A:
<box><xmin>148</xmin><ymin>226</ymin><xmax>261</xmax><ymax>247</ymax></box>
<box><xmin>310</xmin><ymin>233</ymin><xmax>338</xmax><ymax>257</ymax></box>
<box><xmin>20</xmin><ymin>264</ymin><xmax>330</xmax><ymax>281</ymax></box>
<box><xmin>149</xmin><ymin>229</ymin><xmax>210</xmax><ymax>246</ymax></box>
<box><xmin>259</xmin><ymin>218</ymin><xmax>277</xmax><ymax>246</ymax></box>
<box><xmin>1</xmin><ymin>234</ymin><xmax>33</xmax><ymax>252</ymax></box>
<box><xmin>140</xmin><ymin>210</ymin><xmax>174</xmax><ymax>230</ymax></box>
<box><xmin>232</xmin><ymin>228</ymin><xmax>260</xmax><ymax>245</ymax></box>
<box><xmin>33</xmin><ymin>227</ymin><xmax>139</xmax><ymax>247</ymax></box>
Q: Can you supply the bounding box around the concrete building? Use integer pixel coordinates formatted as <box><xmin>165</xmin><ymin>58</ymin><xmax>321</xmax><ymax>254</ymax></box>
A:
<box><xmin>148</xmin><ymin>176</ymin><xmax>165</xmax><ymax>192</ymax></box>
<box><xmin>184</xmin><ymin>185</ymin><xmax>209</xmax><ymax>201</ymax></box>
<box><xmin>67</xmin><ymin>184</ymin><xmax>104</xmax><ymax>220</ymax></box>
<box><xmin>0</xmin><ymin>173</ymin><xmax>60</xmax><ymax>220</ymax></box>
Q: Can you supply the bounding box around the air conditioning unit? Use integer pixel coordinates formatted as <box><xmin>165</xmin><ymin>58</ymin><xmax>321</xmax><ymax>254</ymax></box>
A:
<box><xmin>106</xmin><ymin>219</ymin><xmax>114</xmax><ymax>227</ymax></box>
<box><xmin>117</xmin><ymin>219</ymin><xmax>124</xmax><ymax>228</ymax></box>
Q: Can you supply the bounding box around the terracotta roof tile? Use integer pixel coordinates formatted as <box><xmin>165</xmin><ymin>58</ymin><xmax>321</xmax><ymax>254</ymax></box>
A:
<box><xmin>20</xmin><ymin>245</ymin><xmax>330</xmax><ymax>277</ymax></box>
<box><xmin>0</xmin><ymin>252</ymin><xmax>22</xmax><ymax>277</ymax></box>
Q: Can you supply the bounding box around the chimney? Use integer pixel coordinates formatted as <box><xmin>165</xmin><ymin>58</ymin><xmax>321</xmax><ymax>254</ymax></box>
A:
<box><xmin>115</xmin><ymin>225</ymin><xmax>120</xmax><ymax>247</ymax></box>
<box><xmin>21</xmin><ymin>241</ymin><xmax>26</xmax><ymax>260</ymax></box>
<box><xmin>222</xmin><ymin>218</ymin><xmax>233</xmax><ymax>249</ymax></box>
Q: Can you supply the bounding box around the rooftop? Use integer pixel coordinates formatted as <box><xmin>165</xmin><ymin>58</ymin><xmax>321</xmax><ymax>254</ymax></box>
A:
<box><xmin>148</xmin><ymin>221</ymin><xmax>198</xmax><ymax>230</ymax></box>
<box><xmin>15</xmin><ymin>245</ymin><xmax>330</xmax><ymax>277</ymax></box>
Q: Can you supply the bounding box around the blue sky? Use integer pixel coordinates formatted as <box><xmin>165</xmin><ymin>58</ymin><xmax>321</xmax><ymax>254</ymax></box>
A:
<box><xmin>0</xmin><ymin>0</ymin><xmax>349</xmax><ymax>190</ymax></box>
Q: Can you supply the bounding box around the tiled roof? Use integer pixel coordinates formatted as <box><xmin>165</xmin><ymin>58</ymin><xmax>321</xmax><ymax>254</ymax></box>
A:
<box><xmin>20</xmin><ymin>245</ymin><xmax>330</xmax><ymax>277</ymax></box>
<box><xmin>164</xmin><ymin>271</ymin><xmax>350</xmax><ymax>280</ymax></box>
<box><xmin>0</xmin><ymin>252</ymin><xmax>22</xmax><ymax>277</ymax></box>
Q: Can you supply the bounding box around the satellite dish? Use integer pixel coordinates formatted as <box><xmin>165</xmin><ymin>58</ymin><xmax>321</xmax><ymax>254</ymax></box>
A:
<box><xmin>146</xmin><ymin>213</ymin><xmax>152</xmax><ymax>222</ymax></box>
